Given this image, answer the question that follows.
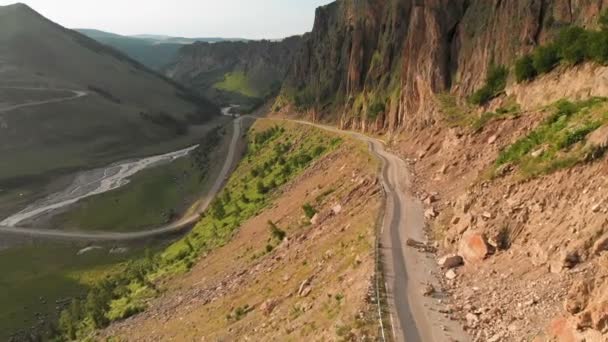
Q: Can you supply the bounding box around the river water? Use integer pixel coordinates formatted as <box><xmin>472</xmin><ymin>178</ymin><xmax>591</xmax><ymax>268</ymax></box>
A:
<box><xmin>0</xmin><ymin>145</ymin><xmax>198</xmax><ymax>227</ymax></box>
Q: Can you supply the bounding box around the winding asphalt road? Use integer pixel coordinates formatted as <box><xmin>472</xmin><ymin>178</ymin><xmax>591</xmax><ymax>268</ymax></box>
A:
<box><xmin>284</xmin><ymin>119</ymin><xmax>470</xmax><ymax>342</ymax></box>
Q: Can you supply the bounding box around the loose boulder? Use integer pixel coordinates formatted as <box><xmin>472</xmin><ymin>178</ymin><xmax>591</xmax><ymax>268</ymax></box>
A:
<box><xmin>437</xmin><ymin>254</ymin><xmax>464</xmax><ymax>269</ymax></box>
<box><xmin>458</xmin><ymin>231</ymin><xmax>492</xmax><ymax>264</ymax></box>
<box><xmin>424</xmin><ymin>207</ymin><xmax>438</xmax><ymax>219</ymax></box>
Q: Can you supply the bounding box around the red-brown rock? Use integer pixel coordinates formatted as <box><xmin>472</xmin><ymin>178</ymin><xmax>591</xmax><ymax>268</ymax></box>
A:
<box><xmin>458</xmin><ymin>231</ymin><xmax>492</xmax><ymax>264</ymax></box>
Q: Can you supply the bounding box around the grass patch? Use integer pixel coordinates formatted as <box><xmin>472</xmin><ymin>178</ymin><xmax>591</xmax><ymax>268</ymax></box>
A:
<box><xmin>495</xmin><ymin>97</ymin><xmax>608</xmax><ymax>178</ymax></box>
<box><xmin>214</xmin><ymin>71</ymin><xmax>260</xmax><ymax>98</ymax></box>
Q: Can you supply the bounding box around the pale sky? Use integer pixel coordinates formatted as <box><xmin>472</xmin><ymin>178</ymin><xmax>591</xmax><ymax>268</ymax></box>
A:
<box><xmin>0</xmin><ymin>0</ymin><xmax>335</xmax><ymax>39</ymax></box>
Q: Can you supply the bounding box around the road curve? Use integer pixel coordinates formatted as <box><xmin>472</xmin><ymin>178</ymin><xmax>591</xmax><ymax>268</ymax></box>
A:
<box><xmin>279</xmin><ymin>118</ymin><xmax>470</xmax><ymax>342</ymax></box>
<box><xmin>0</xmin><ymin>116</ymin><xmax>247</xmax><ymax>242</ymax></box>
<box><xmin>0</xmin><ymin>87</ymin><xmax>88</xmax><ymax>113</ymax></box>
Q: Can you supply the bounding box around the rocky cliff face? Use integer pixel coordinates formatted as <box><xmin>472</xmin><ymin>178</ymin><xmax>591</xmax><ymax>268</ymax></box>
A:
<box><xmin>165</xmin><ymin>37</ymin><xmax>302</xmax><ymax>107</ymax></box>
<box><xmin>281</xmin><ymin>0</ymin><xmax>608</xmax><ymax>131</ymax></box>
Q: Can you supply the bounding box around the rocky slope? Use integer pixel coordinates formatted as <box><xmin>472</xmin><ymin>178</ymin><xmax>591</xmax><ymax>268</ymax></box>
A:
<box><xmin>165</xmin><ymin>37</ymin><xmax>302</xmax><ymax>109</ymax></box>
<box><xmin>100</xmin><ymin>120</ymin><xmax>383</xmax><ymax>341</ymax></box>
<box><xmin>389</xmin><ymin>63</ymin><xmax>608</xmax><ymax>341</ymax></box>
<box><xmin>278</xmin><ymin>0</ymin><xmax>608</xmax><ymax>131</ymax></box>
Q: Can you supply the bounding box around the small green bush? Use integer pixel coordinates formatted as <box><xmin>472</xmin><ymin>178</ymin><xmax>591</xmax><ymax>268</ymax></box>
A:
<box><xmin>256</xmin><ymin>180</ymin><xmax>267</xmax><ymax>194</ymax></box>
<box><xmin>470</xmin><ymin>64</ymin><xmax>508</xmax><ymax>105</ymax></box>
<box><xmin>557</xmin><ymin>123</ymin><xmax>601</xmax><ymax>149</ymax></box>
<box><xmin>302</xmin><ymin>203</ymin><xmax>317</xmax><ymax>219</ymax></box>
<box><xmin>268</xmin><ymin>220</ymin><xmax>286</xmax><ymax>241</ymax></box>
<box><xmin>556</xmin><ymin>26</ymin><xmax>589</xmax><ymax>65</ymax></box>
<box><xmin>588</xmin><ymin>31</ymin><xmax>608</xmax><ymax>64</ymax></box>
<box><xmin>470</xmin><ymin>87</ymin><xmax>494</xmax><ymax>106</ymax></box>
<box><xmin>532</xmin><ymin>44</ymin><xmax>560</xmax><ymax>74</ymax></box>
<box><xmin>515</xmin><ymin>55</ymin><xmax>536</xmax><ymax>82</ymax></box>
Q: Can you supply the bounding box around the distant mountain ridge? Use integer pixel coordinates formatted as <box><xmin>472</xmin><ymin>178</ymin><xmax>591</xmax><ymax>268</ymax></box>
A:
<box><xmin>76</xmin><ymin>28</ymin><xmax>247</xmax><ymax>69</ymax></box>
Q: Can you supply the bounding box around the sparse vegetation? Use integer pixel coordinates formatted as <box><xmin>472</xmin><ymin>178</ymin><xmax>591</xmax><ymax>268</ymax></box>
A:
<box><xmin>438</xmin><ymin>93</ymin><xmax>475</xmax><ymax>127</ymax></box>
<box><xmin>268</xmin><ymin>220</ymin><xmax>286</xmax><ymax>241</ymax></box>
<box><xmin>495</xmin><ymin>97</ymin><xmax>608</xmax><ymax>177</ymax></box>
<box><xmin>439</xmin><ymin>93</ymin><xmax>520</xmax><ymax>132</ymax></box>
<box><xmin>227</xmin><ymin>304</ymin><xmax>252</xmax><ymax>321</ymax></box>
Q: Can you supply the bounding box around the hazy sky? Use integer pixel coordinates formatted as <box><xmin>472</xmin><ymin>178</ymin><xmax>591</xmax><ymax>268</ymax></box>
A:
<box><xmin>0</xmin><ymin>0</ymin><xmax>335</xmax><ymax>39</ymax></box>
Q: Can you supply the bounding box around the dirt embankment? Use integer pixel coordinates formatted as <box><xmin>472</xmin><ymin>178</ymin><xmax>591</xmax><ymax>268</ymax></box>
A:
<box><xmin>393</xmin><ymin>66</ymin><xmax>608</xmax><ymax>341</ymax></box>
<box><xmin>101</xmin><ymin>128</ymin><xmax>384</xmax><ymax>341</ymax></box>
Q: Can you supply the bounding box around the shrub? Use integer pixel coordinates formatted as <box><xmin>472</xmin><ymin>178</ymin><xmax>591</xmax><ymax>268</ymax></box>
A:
<box><xmin>302</xmin><ymin>203</ymin><xmax>317</xmax><ymax>219</ymax></box>
<box><xmin>312</xmin><ymin>145</ymin><xmax>325</xmax><ymax>157</ymax></box>
<box><xmin>532</xmin><ymin>44</ymin><xmax>560</xmax><ymax>74</ymax></box>
<box><xmin>556</xmin><ymin>26</ymin><xmax>589</xmax><ymax>65</ymax></box>
<box><xmin>545</xmin><ymin>99</ymin><xmax>583</xmax><ymax>124</ymax></box>
<box><xmin>515</xmin><ymin>54</ymin><xmax>536</xmax><ymax>82</ymax></box>
<box><xmin>470</xmin><ymin>87</ymin><xmax>493</xmax><ymax>106</ymax></box>
<box><xmin>600</xmin><ymin>9</ymin><xmax>608</xmax><ymax>31</ymax></box>
<box><xmin>521</xmin><ymin>11</ymin><xmax>608</xmax><ymax>81</ymax></box>
<box><xmin>588</xmin><ymin>31</ymin><xmax>608</xmax><ymax>64</ymax></box>
<box><xmin>211</xmin><ymin>200</ymin><xmax>226</xmax><ymax>219</ymax></box>
<box><xmin>470</xmin><ymin>64</ymin><xmax>508</xmax><ymax>105</ymax></box>
<box><xmin>256</xmin><ymin>180</ymin><xmax>267</xmax><ymax>194</ymax></box>
<box><xmin>268</xmin><ymin>220</ymin><xmax>286</xmax><ymax>241</ymax></box>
